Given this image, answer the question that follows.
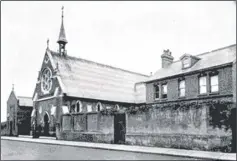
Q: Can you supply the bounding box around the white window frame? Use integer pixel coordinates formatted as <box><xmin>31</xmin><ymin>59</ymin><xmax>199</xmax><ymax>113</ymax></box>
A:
<box><xmin>179</xmin><ymin>80</ymin><xmax>185</xmax><ymax>97</ymax></box>
<box><xmin>199</xmin><ymin>76</ymin><xmax>207</xmax><ymax>94</ymax></box>
<box><xmin>183</xmin><ymin>57</ymin><xmax>190</xmax><ymax>68</ymax></box>
<box><xmin>87</xmin><ymin>104</ymin><xmax>92</xmax><ymax>112</ymax></box>
<box><xmin>161</xmin><ymin>84</ymin><xmax>167</xmax><ymax>98</ymax></box>
<box><xmin>210</xmin><ymin>75</ymin><xmax>219</xmax><ymax>93</ymax></box>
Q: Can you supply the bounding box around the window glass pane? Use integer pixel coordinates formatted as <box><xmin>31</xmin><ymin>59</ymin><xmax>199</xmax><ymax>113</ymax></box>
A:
<box><xmin>179</xmin><ymin>80</ymin><xmax>185</xmax><ymax>88</ymax></box>
<box><xmin>183</xmin><ymin>63</ymin><xmax>189</xmax><ymax>68</ymax></box>
<box><xmin>199</xmin><ymin>76</ymin><xmax>206</xmax><ymax>86</ymax></box>
<box><xmin>87</xmin><ymin>105</ymin><xmax>92</xmax><ymax>112</ymax></box>
<box><xmin>211</xmin><ymin>75</ymin><xmax>218</xmax><ymax>85</ymax></box>
<box><xmin>200</xmin><ymin>86</ymin><xmax>207</xmax><ymax>94</ymax></box>
<box><xmin>183</xmin><ymin>58</ymin><xmax>189</xmax><ymax>67</ymax></box>
<box><xmin>211</xmin><ymin>85</ymin><xmax>219</xmax><ymax>92</ymax></box>
<box><xmin>162</xmin><ymin>84</ymin><xmax>167</xmax><ymax>94</ymax></box>
<box><xmin>180</xmin><ymin>89</ymin><xmax>185</xmax><ymax>97</ymax></box>
<box><xmin>154</xmin><ymin>85</ymin><xmax>159</xmax><ymax>98</ymax></box>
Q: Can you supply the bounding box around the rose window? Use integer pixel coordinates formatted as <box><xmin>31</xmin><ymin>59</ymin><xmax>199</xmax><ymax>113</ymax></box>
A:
<box><xmin>41</xmin><ymin>68</ymin><xmax>52</xmax><ymax>93</ymax></box>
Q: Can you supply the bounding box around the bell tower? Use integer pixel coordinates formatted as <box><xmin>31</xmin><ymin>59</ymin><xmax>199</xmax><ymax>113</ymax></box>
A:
<box><xmin>57</xmin><ymin>6</ymin><xmax>68</xmax><ymax>56</ymax></box>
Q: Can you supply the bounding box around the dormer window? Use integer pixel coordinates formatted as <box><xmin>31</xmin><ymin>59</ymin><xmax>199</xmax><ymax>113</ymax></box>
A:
<box><xmin>183</xmin><ymin>57</ymin><xmax>190</xmax><ymax>68</ymax></box>
<box><xmin>180</xmin><ymin>54</ymin><xmax>200</xmax><ymax>69</ymax></box>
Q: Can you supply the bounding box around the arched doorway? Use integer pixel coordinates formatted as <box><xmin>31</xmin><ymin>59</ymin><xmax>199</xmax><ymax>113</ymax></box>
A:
<box><xmin>43</xmin><ymin>112</ymin><xmax>50</xmax><ymax>136</ymax></box>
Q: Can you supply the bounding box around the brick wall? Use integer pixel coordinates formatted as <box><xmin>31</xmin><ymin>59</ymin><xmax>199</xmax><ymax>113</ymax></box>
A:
<box><xmin>59</xmin><ymin>113</ymin><xmax>114</xmax><ymax>143</ymax></box>
<box><xmin>126</xmin><ymin>105</ymin><xmax>207</xmax><ymax>135</ymax></box>
<box><xmin>61</xmin><ymin>113</ymin><xmax>114</xmax><ymax>134</ymax></box>
<box><xmin>146</xmin><ymin>66</ymin><xmax>233</xmax><ymax>103</ymax></box>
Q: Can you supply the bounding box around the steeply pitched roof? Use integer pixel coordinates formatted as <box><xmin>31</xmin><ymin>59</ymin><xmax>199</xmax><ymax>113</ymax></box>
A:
<box><xmin>18</xmin><ymin>96</ymin><xmax>33</xmax><ymax>107</ymax></box>
<box><xmin>146</xmin><ymin>44</ymin><xmax>236</xmax><ymax>82</ymax></box>
<box><xmin>48</xmin><ymin>50</ymin><xmax>148</xmax><ymax>103</ymax></box>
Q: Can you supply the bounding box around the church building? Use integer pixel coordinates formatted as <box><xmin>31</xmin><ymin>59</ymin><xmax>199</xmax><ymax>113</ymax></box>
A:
<box><xmin>6</xmin><ymin>86</ymin><xmax>33</xmax><ymax>136</ymax></box>
<box><xmin>31</xmin><ymin>7</ymin><xmax>148</xmax><ymax>139</ymax></box>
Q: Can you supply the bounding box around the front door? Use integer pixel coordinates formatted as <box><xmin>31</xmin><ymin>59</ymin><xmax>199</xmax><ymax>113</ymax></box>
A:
<box><xmin>114</xmin><ymin>113</ymin><xmax>126</xmax><ymax>144</ymax></box>
<box><xmin>44</xmin><ymin>113</ymin><xmax>50</xmax><ymax>136</ymax></box>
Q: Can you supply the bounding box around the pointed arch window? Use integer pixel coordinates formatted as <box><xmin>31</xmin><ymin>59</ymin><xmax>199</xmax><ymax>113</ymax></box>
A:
<box><xmin>115</xmin><ymin>104</ymin><xmax>120</xmax><ymax>110</ymax></box>
<box><xmin>96</xmin><ymin>102</ymin><xmax>102</xmax><ymax>112</ymax></box>
<box><xmin>76</xmin><ymin>101</ymin><xmax>82</xmax><ymax>113</ymax></box>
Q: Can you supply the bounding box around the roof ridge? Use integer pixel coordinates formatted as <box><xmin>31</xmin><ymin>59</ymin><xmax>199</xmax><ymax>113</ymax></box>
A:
<box><xmin>171</xmin><ymin>44</ymin><xmax>236</xmax><ymax>63</ymax></box>
<box><xmin>50</xmin><ymin>50</ymin><xmax>149</xmax><ymax>77</ymax></box>
<box><xmin>18</xmin><ymin>96</ymin><xmax>32</xmax><ymax>99</ymax></box>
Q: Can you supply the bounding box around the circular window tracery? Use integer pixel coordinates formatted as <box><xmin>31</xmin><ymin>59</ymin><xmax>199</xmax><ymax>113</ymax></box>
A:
<box><xmin>41</xmin><ymin>68</ymin><xmax>52</xmax><ymax>93</ymax></box>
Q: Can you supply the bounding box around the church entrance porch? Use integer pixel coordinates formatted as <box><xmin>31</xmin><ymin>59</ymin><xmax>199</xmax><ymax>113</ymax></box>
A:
<box><xmin>43</xmin><ymin>113</ymin><xmax>50</xmax><ymax>136</ymax></box>
<box><xmin>9</xmin><ymin>121</ymin><xmax>13</xmax><ymax>136</ymax></box>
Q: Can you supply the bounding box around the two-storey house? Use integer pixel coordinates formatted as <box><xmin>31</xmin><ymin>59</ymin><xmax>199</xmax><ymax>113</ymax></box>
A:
<box><xmin>136</xmin><ymin>45</ymin><xmax>236</xmax><ymax>151</ymax></box>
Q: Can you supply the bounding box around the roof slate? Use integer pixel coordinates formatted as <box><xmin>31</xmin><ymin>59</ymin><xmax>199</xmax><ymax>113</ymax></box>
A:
<box><xmin>147</xmin><ymin>44</ymin><xmax>236</xmax><ymax>82</ymax></box>
<box><xmin>49</xmin><ymin>51</ymin><xmax>148</xmax><ymax>103</ymax></box>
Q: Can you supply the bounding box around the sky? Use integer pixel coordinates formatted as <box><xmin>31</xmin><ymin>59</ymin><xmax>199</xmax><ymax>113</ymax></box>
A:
<box><xmin>1</xmin><ymin>1</ymin><xmax>236</xmax><ymax>122</ymax></box>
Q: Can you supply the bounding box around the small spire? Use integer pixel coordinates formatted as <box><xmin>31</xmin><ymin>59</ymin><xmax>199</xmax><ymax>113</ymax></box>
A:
<box><xmin>12</xmin><ymin>84</ymin><xmax>14</xmax><ymax>91</ymax></box>
<box><xmin>57</xmin><ymin>6</ymin><xmax>68</xmax><ymax>44</ymax></box>
<box><xmin>62</xmin><ymin>6</ymin><xmax>64</xmax><ymax>18</ymax></box>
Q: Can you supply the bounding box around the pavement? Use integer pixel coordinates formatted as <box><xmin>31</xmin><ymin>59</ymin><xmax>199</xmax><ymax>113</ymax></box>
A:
<box><xmin>1</xmin><ymin>135</ymin><xmax>236</xmax><ymax>160</ymax></box>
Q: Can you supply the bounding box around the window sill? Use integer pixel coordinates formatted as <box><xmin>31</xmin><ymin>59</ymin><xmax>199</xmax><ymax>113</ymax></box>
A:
<box><xmin>209</xmin><ymin>92</ymin><xmax>219</xmax><ymax>95</ymax></box>
<box><xmin>178</xmin><ymin>96</ymin><xmax>186</xmax><ymax>100</ymax></box>
<box><xmin>198</xmin><ymin>94</ymin><xmax>208</xmax><ymax>97</ymax></box>
<box><xmin>160</xmin><ymin>98</ymin><xmax>168</xmax><ymax>102</ymax></box>
<box><xmin>154</xmin><ymin>98</ymin><xmax>168</xmax><ymax>102</ymax></box>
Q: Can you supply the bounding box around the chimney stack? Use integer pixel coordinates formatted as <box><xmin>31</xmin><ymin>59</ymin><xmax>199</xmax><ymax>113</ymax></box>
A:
<box><xmin>161</xmin><ymin>49</ymin><xmax>174</xmax><ymax>68</ymax></box>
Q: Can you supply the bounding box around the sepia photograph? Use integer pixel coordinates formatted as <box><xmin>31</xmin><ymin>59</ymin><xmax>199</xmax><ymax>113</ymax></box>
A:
<box><xmin>1</xmin><ymin>1</ymin><xmax>236</xmax><ymax>160</ymax></box>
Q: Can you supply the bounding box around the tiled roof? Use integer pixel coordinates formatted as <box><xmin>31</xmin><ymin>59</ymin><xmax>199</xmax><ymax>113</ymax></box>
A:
<box><xmin>146</xmin><ymin>44</ymin><xmax>236</xmax><ymax>82</ymax></box>
<box><xmin>49</xmin><ymin>50</ymin><xmax>148</xmax><ymax>103</ymax></box>
<box><xmin>18</xmin><ymin>96</ymin><xmax>33</xmax><ymax>107</ymax></box>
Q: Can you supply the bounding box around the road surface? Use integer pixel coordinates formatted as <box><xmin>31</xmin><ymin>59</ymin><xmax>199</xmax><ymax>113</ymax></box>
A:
<box><xmin>1</xmin><ymin>139</ymin><xmax>202</xmax><ymax>160</ymax></box>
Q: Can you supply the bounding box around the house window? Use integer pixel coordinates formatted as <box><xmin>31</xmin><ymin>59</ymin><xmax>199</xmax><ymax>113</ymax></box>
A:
<box><xmin>183</xmin><ymin>57</ymin><xmax>190</xmax><ymax>68</ymax></box>
<box><xmin>179</xmin><ymin>80</ymin><xmax>185</xmax><ymax>97</ymax></box>
<box><xmin>154</xmin><ymin>85</ymin><xmax>159</xmax><ymax>99</ymax></box>
<box><xmin>199</xmin><ymin>76</ymin><xmax>207</xmax><ymax>94</ymax></box>
<box><xmin>87</xmin><ymin>105</ymin><xmax>92</xmax><ymax>112</ymax></box>
<box><xmin>161</xmin><ymin>84</ymin><xmax>167</xmax><ymax>98</ymax></box>
<box><xmin>210</xmin><ymin>75</ymin><xmax>219</xmax><ymax>93</ymax></box>
<box><xmin>70</xmin><ymin>104</ymin><xmax>76</xmax><ymax>113</ymax></box>
<box><xmin>115</xmin><ymin>104</ymin><xmax>119</xmax><ymax>110</ymax></box>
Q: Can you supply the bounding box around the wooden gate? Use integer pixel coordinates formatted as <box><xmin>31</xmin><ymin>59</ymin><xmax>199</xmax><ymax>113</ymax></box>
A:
<box><xmin>114</xmin><ymin>113</ymin><xmax>126</xmax><ymax>144</ymax></box>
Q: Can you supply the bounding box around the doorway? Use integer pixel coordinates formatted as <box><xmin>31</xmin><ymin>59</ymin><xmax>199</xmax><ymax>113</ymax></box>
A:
<box><xmin>114</xmin><ymin>113</ymin><xmax>126</xmax><ymax>144</ymax></box>
<box><xmin>9</xmin><ymin>121</ymin><xmax>13</xmax><ymax>136</ymax></box>
<box><xmin>43</xmin><ymin>113</ymin><xmax>50</xmax><ymax>136</ymax></box>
